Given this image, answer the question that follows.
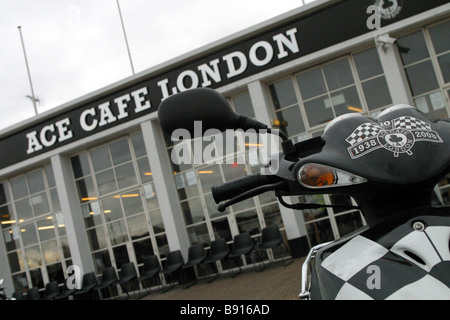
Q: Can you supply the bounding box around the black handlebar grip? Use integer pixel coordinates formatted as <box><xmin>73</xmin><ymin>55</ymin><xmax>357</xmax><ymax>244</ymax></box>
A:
<box><xmin>212</xmin><ymin>174</ymin><xmax>275</xmax><ymax>204</ymax></box>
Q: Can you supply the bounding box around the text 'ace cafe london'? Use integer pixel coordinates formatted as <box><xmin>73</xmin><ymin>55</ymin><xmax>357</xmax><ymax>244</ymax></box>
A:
<box><xmin>25</xmin><ymin>28</ymin><xmax>300</xmax><ymax>155</ymax></box>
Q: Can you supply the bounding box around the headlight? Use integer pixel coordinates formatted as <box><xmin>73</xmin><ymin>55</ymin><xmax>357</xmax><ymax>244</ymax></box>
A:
<box><xmin>298</xmin><ymin>163</ymin><xmax>367</xmax><ymax>189</ymax></box>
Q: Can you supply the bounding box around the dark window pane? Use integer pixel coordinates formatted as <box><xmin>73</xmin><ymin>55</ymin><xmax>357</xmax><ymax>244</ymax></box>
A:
<box><xmin>31</xmin><ymin>192</ymin><xmax>50</xmax><ymax>216</ymax></box>
<box><xmin>115</xmin><ymin>163</ymin><xmax>137</xmax><ymax>189</ymax></box>
<box><xmin>136</xmin><ymin>158</ymin><xmax>152</xmax><ymax>183</ymax></box>
<box><xmin>235</xmin><ymin>209</ymin><xmax>260</xmax><ymax>235</ymax></box>
<box><xmin>438</xmin><ymin>53</ymin><xmax>450</xmax><ymax>83</ymax></box>
<box><xmin>133</xmin><ymin>238</ymin><xmax>153</xmax><ymax>264</ymax></box>
<box><xmin>27</xmin><ymin>171</ymin><xmax>45</xmax><ymax>194</ymax></box>
<box><xmin>96</xmin><ymin>169</ymin><xmax>118</xmax><ymax>195</ymax></box>
<box><xmin>181</xmin><ymin>198</ymin><xmax>204</xmax><ymax>225</ymax></box>
<box><xmin>76</xmin><ymin>177</ymin><xmax>96</xmax><ymax>201</ymax></box>
<box><xmin>211</xmin><ymin>217</ymin><xmax>232</xmax><ymax>241</ymax></box>
<box><xmin>81</xmin><ymin>202</ymin><xmax>103</xmax><ymax>228</ymax></box>
<box><xmin>429</xmin><ymin>20</ymin><xmax>450</xmax><ymax>54</ymax></box>
<box><xmin>8</xmin><ymin>251</ymin><xmax>24</xmax><ymax>273</ymax></box>
<box><xmin>71</xmin><ymin>153</ymin><xmax>91</xmax><ymax>179</ymax></box>
<box><xmin>16</xmin><ymin>198</ymin><xmax>33</xmax><ymax>222</ymax></box>
<box><xmin>42</xmin><ymin>240</ymin><xmax>60</xmax><ymax>264</ymax></box>
<box><xmin>37</xmin><ymin>218</ymin><xmax>55</xmax><ymax>242</ymax></box>
<box><xmin>108</xmin><ymin>220</ymin><xmax>129</xmax><ymax>245</ymax></box>
<box><xmin>11</xmin><ymin>176</ymin><xmax>28</xmax><ymax>199</ymax></box>
<box><xmin>122</xmin><ymin>191</ymin><xmax>144</xmax><ymax>216</ymax></box>
<box><xmin>29</xmin><ymin>268</ymin><xmax>44</xmax><ymax>289</ymax></box>
<box><xmin>110</xmin><ymin>139</ymin><xmax>132</xmax><ymax>166</ymax></box>
<box><xmin>362</xmin><ymin>77</ymin><xmax>393</xmax><ymax>110</ymax></box>
<box><xmin>127</xmin><ymin>214</ymin><xmax>149</xmax><ymax>240</ymax></box>
<box><xmin>186</xmin><ymin>223</ymin><xmax>209</xmax><ymax>246</ymax></box>
<box><xmin>331</xmin><ymin>86</ymin><xmax>362</xmax><ymax>116</ymax></box>
<box><xmin>102</xmin><ymin>197</ymin><xmax>124</xmax><ymax>222</ymax></box>
<box><xmin>269</xmin><ymin>79</ymin><xmax>297</xmax><ymax>109</ymax></box>
<box><xmin>354</xmin><ymin>48</ymin><xmax>384</xmax><ymax>80</ymax></box>
<box><xmin>1</xmin><ymin>204</ymin><xmax>14</xmax><ymax>230</ymax></box>
<box><xmin>304</xmin><ymin>95</ymin><xmax>334</xmax><ymax>127</ymax></box>
<box><xmin>296</xmin><ymin>68</ymin><xmax>327</xmax><ymax>100</ymax></box>
<box><xmin>323</xmin><ymin>59</ymin><xmax>354</xmax><ymax>91</ymax></box>
<box><xmin>232</xmin><ymin>93</ymin><xmax>255</xmax><ymax>118</ymax></box>
<box><xmin>414</xmin><ymin>92</ymin><xmax>448</xmax><ymax>119</ymax></box>
<box><xmin>275</xmin><ymin>106</ymin><xmax>305</xmax><ymax>136</ymax></box>
<box><xmin>91</xmin><ymin>146</ymin><xmax>111</xmax><ymax>172</ymax></box>
<box><xmin>405</xmin><ymin>61</ymin><xmax>439</xmax><ymax>96</ymax></box>
<box><xmin>46</xmin><ymin>262</ymin><xmax>64</xmax><ymax>283</ymax></box>
<box><xmin>0</xmin><ymin>183</ymin><xmax>11</xmax><ymax>205</ymax></box>
<box><xmin>87</xmin><ymin>227</ymin><xmax>107</xmax><ymax>251</ymax></box>
<box><xmin>92</xmin><ymin>250</ymin><xmax>111</xmax><ymax>275</ymax></box>
<box><xmin>131</xmin><ymin>132</ymin><xmax>147</xmax><ymax>158</ymax></box>
<box><xmin>398</xmin><ymin>31</ymin><xmax>429</xmax><ymax>65</ymax></box>
<box><xmin>45</xmin><ymin>165</ymin><xmax>56</xmax><ymax>188</ymax></box>
<box><xmin>149</xmin><ymin>209</ymin><xmax>164</xmax><ymax>234</ymax></box>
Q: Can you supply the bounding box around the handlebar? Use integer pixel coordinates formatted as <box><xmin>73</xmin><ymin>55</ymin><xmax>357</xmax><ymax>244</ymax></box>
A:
<box><xmin>212</xmin><ymin>173</ymin><xmax>282</xmax><ymax>204</ymax></box>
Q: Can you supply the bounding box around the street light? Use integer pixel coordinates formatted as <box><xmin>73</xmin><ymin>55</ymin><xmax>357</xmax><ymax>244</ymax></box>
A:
<box><xmin>18</xmin><ymin>26</ymin><xmax>39</xmax><ymax>115</ymax></box>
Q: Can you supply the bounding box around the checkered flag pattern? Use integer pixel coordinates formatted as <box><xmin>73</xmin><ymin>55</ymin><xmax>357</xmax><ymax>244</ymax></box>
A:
<box><xmin>316</xmin><ymin>218</ymin><xmax>450</xmax><ymax>300</ymax></box>
<box><xmin>393</xmin><ymin>116</ymin><xmax>432</xmax><ymax>131</ymax></box>
<box><xmin>346</xmin><ymin>123</ymin><xmax>381</xmax><ymax>145</ymax></box>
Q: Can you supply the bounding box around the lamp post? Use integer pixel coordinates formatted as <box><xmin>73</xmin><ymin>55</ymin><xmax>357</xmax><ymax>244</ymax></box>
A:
<box><xmin>18</xmin><ymin>26</ymin><xmax>39</xmax><ymax>115</ymax></box>
<box><xmin>116</xmin><ymin>0</ymin><xmax>135</xmax><ymax>75</ymax></box>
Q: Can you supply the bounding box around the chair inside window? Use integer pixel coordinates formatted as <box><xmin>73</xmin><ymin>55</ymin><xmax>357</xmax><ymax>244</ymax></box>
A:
<box><xmin>139</xmin><ymin>255</ymin><xmax>162</xmax><ymax>294</ymax></box>
<box><xmin>26</xmin><ymin>286</ymin><xmax>41</xmax><ymax>300</ymax></box>
<box><xmin>54</xmin><ymin>278</ymin><xmax>77</xmax><ymax>300</ymax></box>
<box><xmin>42</xmin><ymin>281</ymin><xmax>59</xmax><ymax>300</ymax></box>
<box><xmin>73</xmin><ymin>272</ymin><xmax>99</xmax><ymax>300</ymax></box>
<box><xmin>182</xmin><ymin>244</ymin><xmax>207</xmax><ymax>288</ymax></box>
<box><xmin>203</xmin><ymin>238</ymin><xmax>230</xmax><ymax>283</ymax></box>
<box><xmin>117</xmin><ymin>262</ymin><xmax>139</xmax><ymax>299</ymax></box>
<box><xmin>12</xmin><ymin>290</ymin><xmax>25</xmax><ymax>300</ymax></box>
<box><xmin>160</xmin><ymin>250</ymin><xmax>184</xmax><ymax>293</ymax></box>
<box><xmin>257</xmin><ymin>225</ymin><xmax>293</xmax><ymax>268</ymax></box>
<box><xmin>97</xmin><ymin>266</ymin><xmax>119</xmax><ymax>299</ymax></box>
<box><xmin>228</xmin><ymin>232</ymin><xmax>259</xmax><ymax>277</ymax></box>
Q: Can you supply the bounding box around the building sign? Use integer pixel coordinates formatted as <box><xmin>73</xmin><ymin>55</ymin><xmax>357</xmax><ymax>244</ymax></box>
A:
<box><xmin>0</xmin><ymin>0</ymin><xmax>447</xmax><ymax>170</ymax></box>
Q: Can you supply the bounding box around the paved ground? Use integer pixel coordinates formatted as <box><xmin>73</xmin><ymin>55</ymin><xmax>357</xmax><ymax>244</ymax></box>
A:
<box><xmin>140</xmin><ymin>257</ymin><xmax>304</xmax><ymax>300</ymax></box>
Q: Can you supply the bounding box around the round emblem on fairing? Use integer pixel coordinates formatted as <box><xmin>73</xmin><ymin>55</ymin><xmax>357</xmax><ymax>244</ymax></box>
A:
<box><xmin>377</xmin><ymin>129</ymin><xmax>415</xmax><ymax>157</ymax></box>
<box><xmin>374</xmin><ymin>0</ymin><xmax>403</xmax><ymax>20</ymax></box>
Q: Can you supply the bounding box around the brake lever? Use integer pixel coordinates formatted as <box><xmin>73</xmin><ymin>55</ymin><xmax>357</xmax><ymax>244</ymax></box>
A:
<box><xmin>217</xmin><ymin>181</ymin><xmax>287</xmax><ymax>212</ymax></box>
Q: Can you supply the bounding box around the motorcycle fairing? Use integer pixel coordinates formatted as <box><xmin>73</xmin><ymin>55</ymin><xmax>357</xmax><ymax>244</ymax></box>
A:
<box><xmin>310</xmin><ymin>207</ymin><xmax>450</xmax><ymax>300</ymax></box>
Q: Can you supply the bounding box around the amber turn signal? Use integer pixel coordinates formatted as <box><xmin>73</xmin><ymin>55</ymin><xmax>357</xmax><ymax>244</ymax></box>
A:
<box><xmin>298</xmin><ymin>163</ymin><xmax>367</xmax><ymax>189</ymax></box>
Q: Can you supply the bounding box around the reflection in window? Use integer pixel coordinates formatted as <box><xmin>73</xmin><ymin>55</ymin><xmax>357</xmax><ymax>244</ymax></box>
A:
<box><xmin>235</xmin><ymin>209</ymin><xmax>260</xmax><ymax>235</ymax></box>
<box><xmin>186</xmin><ymin>223</ymin><xmax>209</xmax><ymax>246</ymax></box>
<box><xmin>1</xmin><ymin>165</ymin><xmax>68</xmax><ymax>292</ymax></box>
<box><xmin>398</xmin><ymin>23</ymin><xmax>449</xmax><ymax>119</ymax></box>
<box><xmin>296</xmin><ymin>58</ymin><xmax>362</xmax><ymax>128</ymax></box>
<box><xmin>71</xmin><ymin>132</ymin><xmax>165</xmax><ymax>276</ymax></box>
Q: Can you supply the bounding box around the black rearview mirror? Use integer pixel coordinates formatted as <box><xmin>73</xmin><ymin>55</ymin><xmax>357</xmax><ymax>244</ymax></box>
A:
<box><xmin>158</xmin><ymin>88</ymin><xmax>268</xmax><ymax>138</ymax></box>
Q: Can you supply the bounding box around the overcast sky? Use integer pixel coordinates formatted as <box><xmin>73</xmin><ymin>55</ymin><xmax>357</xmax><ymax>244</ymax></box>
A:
<box><xmin>0</xmin><ymin>0</ymin><xmax>317</xmax><ymax>131</ymax></box>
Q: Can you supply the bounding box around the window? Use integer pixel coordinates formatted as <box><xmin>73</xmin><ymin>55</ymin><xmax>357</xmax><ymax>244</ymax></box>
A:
<box><xmin>269</xmin><ymin>50</ymin><xmax>392</xmax><ymax>136</ymax></box>
<box><xmin>398</xmin><ymin>20</ymin><xmax>450</xmax><ymax>119</ymax></box>
<box><xmin>1</xmin><ymin>165</ymin><xmax>69</xmax><ymax>293</ymax></box>
<box><xmin>354</xmin><ymin>48</ymin><xmax>393</xmax><ymax>115</ymax></box>
<box><xmin>71</xmin><ymin>132</ymin><xmax>168</xmax><ymax>275</ymax></box>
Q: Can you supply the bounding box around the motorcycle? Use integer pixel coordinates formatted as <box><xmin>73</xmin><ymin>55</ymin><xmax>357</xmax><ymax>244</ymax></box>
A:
<box><xmin>158</xmin><ymin>88</ymin><xmax>450</xmax><ymax>300</ymax></box>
